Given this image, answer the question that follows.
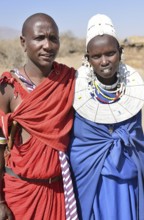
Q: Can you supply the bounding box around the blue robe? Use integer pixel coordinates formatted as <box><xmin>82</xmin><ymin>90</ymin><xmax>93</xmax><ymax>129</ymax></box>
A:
<box><xmin>69</xmin><ymin>111</ymin><xmax>144</xmax><ymax>220</ymax></box>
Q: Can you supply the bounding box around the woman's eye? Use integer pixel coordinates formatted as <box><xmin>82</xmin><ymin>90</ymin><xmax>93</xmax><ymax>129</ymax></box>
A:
<box><xmin>107</xmin><ymin>51</ymin><xmax>116</xmax><ymax>56</ymax></box>
<box><xmin>92</xmin><ymin>55</ymin><xmax>101</xmax><ymax>59</ymax></box>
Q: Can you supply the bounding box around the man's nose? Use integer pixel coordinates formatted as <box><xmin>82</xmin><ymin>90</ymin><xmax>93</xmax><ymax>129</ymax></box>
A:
<box><xmin>43</xmin><ymin>38</ymin><xmax>51</xmax><ymax>49</ymax></box>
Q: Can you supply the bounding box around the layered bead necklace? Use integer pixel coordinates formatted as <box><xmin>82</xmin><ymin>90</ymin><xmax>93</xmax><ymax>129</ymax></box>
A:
<box><xmin>88</xmin><ymin>70</ymin><xmax>125</xmax><ymax>104</ymax></box>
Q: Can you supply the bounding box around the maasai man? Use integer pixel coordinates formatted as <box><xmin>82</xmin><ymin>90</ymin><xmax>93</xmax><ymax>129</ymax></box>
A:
<box><xmin>0</xmin><ymin>13</ymin><xmax>78</xmax><ymax>220</ymax></box>
<box><xmin>69</xmin><ymin>14</ymin><xmax>144</xmax><ymax>220</ymax></box>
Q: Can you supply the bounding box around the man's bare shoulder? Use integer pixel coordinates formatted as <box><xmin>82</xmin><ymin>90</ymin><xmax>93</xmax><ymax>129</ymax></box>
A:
<box><xmin>0</xmin><ymin>79</ymin><xmax>14</xmax><ymax>113</ymax></box>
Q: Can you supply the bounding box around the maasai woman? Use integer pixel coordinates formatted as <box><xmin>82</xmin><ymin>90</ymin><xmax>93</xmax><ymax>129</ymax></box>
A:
<box><xmin>69</xmin><ymin>14</ymin><xmax>144</xmax><ymax>220</ymax></box>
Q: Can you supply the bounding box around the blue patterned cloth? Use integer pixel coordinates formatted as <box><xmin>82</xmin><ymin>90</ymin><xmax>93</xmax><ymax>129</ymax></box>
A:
<box><xmin>69</xmin><ymin>111</ymin><xmax>144</xmax><ymax>220</ymax></box>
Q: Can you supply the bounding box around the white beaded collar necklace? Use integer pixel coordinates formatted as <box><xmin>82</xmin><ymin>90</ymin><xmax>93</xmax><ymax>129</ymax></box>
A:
<box><xmin>88</xmin><ymin>67</ymin><xmax>121</xmax><ymax>91</ymax></box>
<box><xmin>73</xmin><ymin>63</ymin><xmax>144</xmax><ymax>124</ymax></box>
<box><xmin>96</xmin><ymin>77</ymin><xmax>119</xmax><ymax>90</ymax></box>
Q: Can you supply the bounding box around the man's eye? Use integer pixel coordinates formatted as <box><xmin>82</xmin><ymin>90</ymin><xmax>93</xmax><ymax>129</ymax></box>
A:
<box><xmin>50</xmin><ymin>36</ymin><xmax>59</xmax><ymax>43</ymax></box>
<box><xmin>35</xmin><ymin>36</ymin><xmax>45</xmax><ymax>41</ymax></box>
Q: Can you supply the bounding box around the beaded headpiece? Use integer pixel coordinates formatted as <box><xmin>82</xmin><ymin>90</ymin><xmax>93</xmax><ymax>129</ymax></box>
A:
<box><xmin>86</xmin><ymin>14</ymin><xmax>117</xmax><ymax>46</ymax></box>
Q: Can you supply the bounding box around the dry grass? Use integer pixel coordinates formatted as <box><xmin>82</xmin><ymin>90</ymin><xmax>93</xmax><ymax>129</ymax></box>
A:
<box><xmin>0</xmin><ymin>35</ymin><xmax>144</xmax><ymax>127</ymax></box>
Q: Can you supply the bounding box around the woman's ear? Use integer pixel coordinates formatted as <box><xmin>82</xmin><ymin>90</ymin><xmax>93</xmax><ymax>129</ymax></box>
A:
<box><xmin>85</xmin><ymin>53</ymin><xmax>89</xmax><ymax>61</ymax></box>
<box><xmin>20</xmin><ymin>36</ymin><xmax>27</xmax><ymax>52</ymax></box>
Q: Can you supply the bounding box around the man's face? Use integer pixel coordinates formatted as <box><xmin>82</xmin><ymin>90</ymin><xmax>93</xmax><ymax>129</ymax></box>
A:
<box><xmin>21</xmin><ymin>18</ymin><xmax>60</xmax><ymax>68</ymax></box>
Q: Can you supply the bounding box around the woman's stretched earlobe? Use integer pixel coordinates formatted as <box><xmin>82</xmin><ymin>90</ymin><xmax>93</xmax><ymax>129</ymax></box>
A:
<box><xmin>82</xmin><ymin>54</ymin><xmax>91</xmax><ymax>67</ymax></box>
<box><xmin>85</xmin><ymin>54</ymin><xmax>89</xmax><ymax>61</ymax></box>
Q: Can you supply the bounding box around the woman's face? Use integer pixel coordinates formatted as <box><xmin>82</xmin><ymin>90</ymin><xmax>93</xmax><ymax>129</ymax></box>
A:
<box><xmin>87</xmin><ymin>35</ymin><xmax>121</xmax><ymax>84</ymax></box>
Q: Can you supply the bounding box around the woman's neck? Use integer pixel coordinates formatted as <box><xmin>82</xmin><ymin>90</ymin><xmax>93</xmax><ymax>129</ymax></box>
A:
<box><xmin>95</xmin><ymin>73</ymin><xmax>117</xmax><ymax>86</ymax></box>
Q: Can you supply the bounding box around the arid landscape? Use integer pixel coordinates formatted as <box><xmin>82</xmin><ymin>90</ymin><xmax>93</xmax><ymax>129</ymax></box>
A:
<box><xmin>0</xmin><ymin>34</ymin><xmax>144</xmax><ymax>74</ymax></box>
<box><xmin>0</xmin><ymin>34</ymin><xmax>144</xmax><ymax>126</ymax></box>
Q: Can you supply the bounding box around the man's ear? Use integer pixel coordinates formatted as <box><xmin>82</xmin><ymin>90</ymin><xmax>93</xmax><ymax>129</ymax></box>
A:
<box><xmin>119</xmin><ymin>46</ymin><xmax>123</xmax><ymax>61</ymax></box>
<box><xmin>20</xmin><ymin>36</ymin><xmax>27</xmax><ymax>52</ymax></box>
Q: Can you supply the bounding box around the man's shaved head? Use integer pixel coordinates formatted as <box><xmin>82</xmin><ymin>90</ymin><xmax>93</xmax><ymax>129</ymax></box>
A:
<box><xmin>21</xmin><ymin>13</ymin><xmax>59</xmax><ymax>36</ymax></box>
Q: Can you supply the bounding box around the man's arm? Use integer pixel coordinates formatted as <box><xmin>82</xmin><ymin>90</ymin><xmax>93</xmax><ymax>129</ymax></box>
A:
<box><xmin>0</xmin><ymin>144</ymin><xmax>13</xmax><ymax>220</ymax></box>
<box><xmin>0</xmin><ymin>83</ymin><xmax>14</xmax><ymax>219</ymax></box>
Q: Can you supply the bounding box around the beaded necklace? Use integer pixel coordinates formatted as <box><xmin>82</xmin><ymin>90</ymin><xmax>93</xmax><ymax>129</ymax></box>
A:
<box><xmin>96</xmin><ymin>77</ymin><xmax>119</xmax><ymax>91</ymax></box>
<box><xmin>88</xmin><ymin>70</ymin><xmax>125</xmax><ymax>104</ymax></box>
<box><xmin>23</xmin><ymin>65</ymin><xmax>36</xmax><ymax>89</ymax></box>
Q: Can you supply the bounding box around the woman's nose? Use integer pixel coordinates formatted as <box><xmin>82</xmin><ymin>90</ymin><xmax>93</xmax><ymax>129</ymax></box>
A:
<box><xmin>101</xmin><ymin>55</ymin><xmax>109</xmax><ymax>65</ymax></box>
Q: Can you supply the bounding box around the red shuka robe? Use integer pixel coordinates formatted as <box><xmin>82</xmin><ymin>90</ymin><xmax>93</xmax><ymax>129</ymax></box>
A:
<box><xmin>0</xmin><ymin>62</ymin><xmax>75</xmax><ymax>220</ymax></box>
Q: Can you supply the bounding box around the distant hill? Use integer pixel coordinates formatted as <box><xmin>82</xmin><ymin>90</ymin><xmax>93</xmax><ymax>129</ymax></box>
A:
<box><xmin>0</xmin><ymin>27</ymin><xmax>20</xmax><ymax>40</ymax></box>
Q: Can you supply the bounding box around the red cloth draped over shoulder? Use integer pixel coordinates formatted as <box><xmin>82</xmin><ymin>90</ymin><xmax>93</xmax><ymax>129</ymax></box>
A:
<box><xmin>0</xmin><ymin>62</ymin><xmax>75</xmax><ymax>152</ymax></box>
<box><xmin>0</xmin><ymin>63</ymin><xmax>75</xmax><ymax>220</ymax></box>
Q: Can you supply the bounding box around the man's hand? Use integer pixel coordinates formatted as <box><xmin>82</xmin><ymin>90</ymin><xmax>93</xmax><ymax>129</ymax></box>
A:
<box><xmin>0</xmin><ymin>203</ymin><xmax>13</xmax><ymax>220</ymax></box>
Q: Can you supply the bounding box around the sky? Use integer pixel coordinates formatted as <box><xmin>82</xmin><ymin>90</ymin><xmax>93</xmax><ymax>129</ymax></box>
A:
<box><xmin>0</xmin><ymin>0</ymin><xmax>144</xmax><ymax>40</ymax></box>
